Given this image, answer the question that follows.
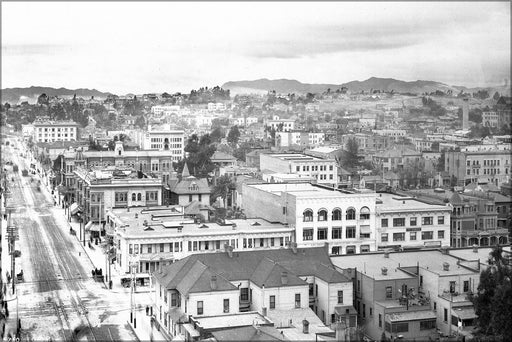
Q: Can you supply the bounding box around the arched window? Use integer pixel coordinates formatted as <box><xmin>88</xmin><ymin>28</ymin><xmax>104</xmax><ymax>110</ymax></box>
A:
<box><xmin>332</xmin><ymin>208</ymin><xmax>342</xmax><ymax>221</ymax></box>
<box><xmin>303</xmin><ymin>209</ymin><xmax>313</xmax><ymax>222</ymax></box>
<box><xmin>132</xmin><ymin>193</ymin><xmax>136</xmax><ymax>201</ymax></box>
<box><xmin>360</xmin><ymin>207</ymin><xmax>370</xmax><ymax>220</ymax></box>
<box><xmin>346</xmin><ymin>208</ymin><xmax>356</xmax><ymax>220</ymax></box>
<box><xmin>137</xmin><ymin>193</ymin><xmax>142</xmax><ymax>201</ymax></box>
<box><xmin>318</xmin><ymin>209</ymin><xmax>328</xmax><ymax>222</ymax></box>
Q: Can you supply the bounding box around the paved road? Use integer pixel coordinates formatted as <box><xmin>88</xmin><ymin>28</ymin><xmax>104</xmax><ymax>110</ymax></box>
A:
<box><xmin>4</xmin><ymin>143</ymin><xmax>137</xmax><ymax>342</ymax></box>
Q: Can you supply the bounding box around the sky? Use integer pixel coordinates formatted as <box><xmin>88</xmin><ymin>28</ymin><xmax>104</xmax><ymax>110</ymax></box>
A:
<box><xmin>1</xmin><ymin>1</ymin><xmax>510</xmax><ymax>95</ymax></box>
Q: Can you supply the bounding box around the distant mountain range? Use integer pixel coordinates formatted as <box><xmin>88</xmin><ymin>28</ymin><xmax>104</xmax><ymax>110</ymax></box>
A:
<box><xmin>222</xmin><ymin>77</ymin><xmax>510</xmax><ymax>96</ymax></box>
<box><xmin>1</xmin><ymin>86</ymin><xmax>110</xmax><ymax>104</ymax></box>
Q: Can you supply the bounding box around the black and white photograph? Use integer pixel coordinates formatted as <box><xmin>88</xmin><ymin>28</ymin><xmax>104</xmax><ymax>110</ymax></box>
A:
<box><xmin>0</xmin><ymin>1</ymin><xmax>511</xmax><ymax>341</ymax></box>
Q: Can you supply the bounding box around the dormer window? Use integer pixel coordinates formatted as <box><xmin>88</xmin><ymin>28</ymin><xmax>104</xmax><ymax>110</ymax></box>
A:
<box><xmin>189</xmin><ymin>182</ymin><xmax>199</xmax><ymax>191</ymax></box>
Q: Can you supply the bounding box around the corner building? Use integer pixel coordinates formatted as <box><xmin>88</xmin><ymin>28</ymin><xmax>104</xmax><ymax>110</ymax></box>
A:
<box><xmin>242</xmin><ymin>183</ymin><xmax>377</xmax><ymax>255</ymax></box>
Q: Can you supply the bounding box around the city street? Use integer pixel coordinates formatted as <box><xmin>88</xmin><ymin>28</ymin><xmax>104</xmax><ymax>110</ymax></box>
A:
<box><xmin>3</xmin><ymin>141</ymin><xmax>139</xmax><ymax>342</ymax></box>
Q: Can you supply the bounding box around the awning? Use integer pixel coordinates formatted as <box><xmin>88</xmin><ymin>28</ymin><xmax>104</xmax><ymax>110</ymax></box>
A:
<box><xmin>182</xmin><ymin>323</ymin><xmax>200</xmax><ymax>337</ymax></box>
<box><xmin>85</xmin><ymin>222</ymin><xmax>101</xmax><ymax>232</ymax></box>
<box><xmin>453</xmin><ymin>307</ymin><xmax>476</xmax><ymax>320</ymax></box>
<box><xmin>360</xmin><ymin>225</ymin><xmax>371</xmax><ymax>234</ymax></box>
<box><xmin>70</xmin><ymin>203</ymin><xmax>80</xmax><ymax>215</ymax></box>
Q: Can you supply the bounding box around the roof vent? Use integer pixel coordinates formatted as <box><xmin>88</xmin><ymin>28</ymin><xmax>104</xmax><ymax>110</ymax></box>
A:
<box><xmin>472</xmin><ymin>245</ymin><xmax>478</xmax><ymax>253</ymax></box>
<box><xmin>381</xmin><ymin>267</ymin><xmax>388</xmax><ymax>275</ymax></box>
<box><xmin>135</xmin><ymin>213</ymin><xmax>138</xmax><ymax>219</ymax></box>
<box><xmin>302</xmin><ymin>319</ymin><xmax>309</xmax><ymax>334</ymax></box>
<box><xmin>384</xmin><ymin>251</ymin><xmax>390</xmax><ymax>258</ymax></box>
<box><xmin>443</xmin><ymin>262</ymin><xmax>450</xmax><ymax>271</ymax></box>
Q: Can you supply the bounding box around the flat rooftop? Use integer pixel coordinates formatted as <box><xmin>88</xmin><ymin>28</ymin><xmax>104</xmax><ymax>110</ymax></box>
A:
<box><xmin>448</xmin><ymin>246</ymin><xmax>512</xmax><ymax>266</ymax></box>
<box><xmin>110</xmin><ymin>207</ymin><xmax>292</xmax><ymax>238</ymax></box>
<box><xmin>264</xmin><ymin>153</ymin><xmax>332</xmax><ymax>162</ymax></box>
<box><xmin>331</xmin><ymin>249</ymin><xmax>479</xmax><ymax>279</ymax></box>
<box><xmin>194</xmin><ymin>311</ymin><xmax>271</xmax><ymax>330</ymax></box>
<box><xmin>376</xmin><ymin>193</ymin><xmax>451</xmax><ymax>212</ymax></box>
<box><xmin>247</xmin><ymin>183</ymin><xmax>375</xmax><ymax>199</ymax></box>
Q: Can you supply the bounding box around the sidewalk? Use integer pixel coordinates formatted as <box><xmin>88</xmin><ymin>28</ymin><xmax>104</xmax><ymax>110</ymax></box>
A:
<box><xmin>48</xmin><ymin>188</ymin><xmax>169</xmax><ymax>341</ymax></box>
<box><xmin>1</xmin><ymin>196</ymin><xmax>20</xmax><ymax>341</ymax></box>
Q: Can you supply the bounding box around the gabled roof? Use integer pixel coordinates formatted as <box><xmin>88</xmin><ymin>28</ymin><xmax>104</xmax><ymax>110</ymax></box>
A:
<box><xmin>450</xmin><ymin>192</ymin><xmax>464</xmax><ymax>205</ymax></box>
<box><xmin>155</xmin><ymin>247</ymin><xmax>350</xmax><ymax>294</ymax></box>
<box><xmin>250</xmin><ymin>258</ymin><xmax>305</xmax><ymax>288</ymax></box>
<box><xmin>170</xmin><ymin>176</ymin><xmax>211</xmax><ymax>194</ymax></box>
<box><xmin>155</xmin><ymin>259</ymin><xmax>237</xmax><ymax>295</ymax></box>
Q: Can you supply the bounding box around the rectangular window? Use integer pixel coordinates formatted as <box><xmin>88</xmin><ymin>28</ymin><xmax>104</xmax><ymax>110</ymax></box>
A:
<box><xmin>381</xmin><ymin>233</ymin><xmax>388</xmax><ymax>242</ymax></box>
<box><xmin>422</xmin><ymin>216</ymin><xmax>433</xmax><ymax>225</ymax></box>
<box><xmin>240</xmin><ymin>288</ymin><xmax>249</xmax><ymax>301</ymax></box>
<box><xmin>346</xmin><ymin>246</ymin><xmax>356</xmax><ymax>254</ymax></box>
<box><xmin>337</xmin><ymin>291</ymin><xmax>343</xmax><ymax>304</ymax></box>
<box><xmin>379</xmin><ymin>314</ymin><xmax>382</xmax><ymax>328</ymax></box>
<box><xmin>386</xmin><ymin>286</ymin><xmax>393</xmax><ymax>299</ymax></box>
<box><xmin>129</xmin><ymin>244</ymin><xmax>133</xmax><ymax>254</ymax></box>
<box><xmin>303</xmin><ymin>229</ymin><xmax>314</xmax><ymax>241</ymax></box>
<box><xmin>134</xmin><ymin>245</ymin><xmax>139</xmax><ymax>254</ymax></box>
<box><xmin>295</xmin><ymin>293</ymin><xmax>301</xmax><ymax>308</ymax></box>
<box><xmin>346</xmin><ymin>226</ymin><xmax>356</xmax><ymax>239</ymax></box>
<box><xmin>392</xmin><ymin>323</ymin><xmax>409</xmax><ymax>333</ymax></box>
<box><xmin>410</xmin><ymin>232</ymin><xmax>417</xmax><ymax>240</ymax></box>
<box><xmin>422</xmin><ymin>231</ymin><xmax>433</xmax><ymax>240</ymax></box>
<box><xmin>450</xmin><ymin>281</ymin><xmax>456</xmax><ymax>293</ymax></box>
<box><xmin>444</xmin><ymin>308</ymin><xmax>448</xmax><ymax>322</ymax></box>
<box><xmin>171</xmin><ymin>293</ymin><xmax>177</xmax><ymax>307</ymax></box>
<box><xmin>438</xmin><ymin>216</ymin><xmax>445</xmax><ymax>225</ymax></box>
<box><xmin>393</xmin><ymin>233</ymin><xmax>405</xmax><ymax>241</ymax></box>
<box><xmin>270</xmin><ymin>295</ymin><xmax>276</xmax><ymax>309</ymax></box>
<box><xmin>332</xmin><ymin>227</ymin><xmax>342</xmax><ymax>239</ymax></box>
<box><xmin>223</xmin><ymin>299</ymin><xmax>229</xmax><ymax>313</ymax></box>
<box><xmin>160</xmin><ymin>243</ymin><xmax>164</xmax><ymax>252</ymax></box>
<box><xmin>381</xmin><ymin>219</ymin><xmax>388</xmax><ymax>227</ymax></box>
<box><xmin>464</xmin><ymin>280</ymin><xmax>469</xmax><ymax>292</ymax></box>
<box><xmin>147</xmin><ymin>245</ymin><xmax>152</xmax><ymax>254</ymax></box>
<box><xmin>317</xmin><ymin>228</ymin><xmax>327</xmax><ymax>240</ymax></box>
<box><xmin>197</xmin><ymin>301</ymin><xmax>203</xmax><ymax>315</ymax></box>
<box><xmin>393</xmin><ymin>218</ymin><xmax>405</xmax><ymax>227</ymax></box>
<box><xmin>438</xmin><ymin>230</ymin><xmax>445</xmax><ymax>239</ymax></box>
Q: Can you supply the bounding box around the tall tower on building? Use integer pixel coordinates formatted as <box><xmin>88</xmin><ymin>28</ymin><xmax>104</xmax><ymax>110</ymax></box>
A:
<box><xmin>462</xmin><ymin>98</ymin><xmax>470</xmax><ymax>130</ymax></box>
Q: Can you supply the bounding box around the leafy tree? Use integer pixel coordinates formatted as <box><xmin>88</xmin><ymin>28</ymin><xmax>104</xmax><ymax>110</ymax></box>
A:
<box><xmin>37</xmin><ymin>93</ymin><xmax>49</xmax><ymax>106</ymax></box>
<box><xmin>342</xmin><ymin>137</ymin><xmax>359</xmax><ymax>169</ymax></box>
<box><xmin>227</xmin><ymin>125</ymin><xmax>240</xmax><ymax>146</ymax></box>
<box><xmin>210</xmin><ymin>127</ymin><xmax>224</xmax><ymax>143</ymax></box>
<box><xmin>469</xmin><ymin>108</ymin><xmax>483</xmax><ymax>124</ymax></box>
<box><xmin>493</xmin><ymin>91</ymin><xmax>501</xmax><ymax>101</ymax></box>
<box><xmin>180</xmin><ymin>133</ymin><xmax>216</xmax><ymax>178</ymax></box>
<box><xmin>212</xmin><ymin>174</ymin><xmax>236</xmax><ymax>207</ymax></box>
<box><xmin>470</xmin><ymin>247</ymin><xmax>512</xmax><ymax>340</ymax></box>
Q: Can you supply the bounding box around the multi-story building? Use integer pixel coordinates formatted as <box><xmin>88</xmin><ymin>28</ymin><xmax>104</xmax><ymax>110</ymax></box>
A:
<box><xmin>108</xmin><ymin>207</ymin><xmax>295</xmax><ymax>274</ymax></box>
<box><xmin>62</xmin><ymin>142</ymin><xmax>174</xmax><ymax>189</ymax></box>
<box><xmin>375</xmin><ymin>193</ymin><xmax>451</xmax><ymax>250</ymax></box>
<box><xmin>130</xmin><ymin>125</ymin><xmax>184</xmax><ymax>162</ymax></box>
<box><xmin>32</xmin><ymin>120</ymin><xmax>79</xmax><ymax>143</ymax></box>
<box><xmin>332</xmin><ymin>248</ymin><xmax>482</xmax><ymax>341</ymax></box>
<box><xmin>340</xmin><ymin>133</ymin><xmax>393</xmax><ymax>153</ymax></box>
<box><xmin>372</xmin><ymin>129</ymin><xmax>407</xmax><ymax>142</ymax></box>
<box><xmin>496</xmin><ymin>96</ymin><xmax>511</xmax><ymax>128</ymax></box>
<box><xmin>242</xmin><ymin>183</ymin><xmax>376</xmax><ymax>255</ymax></box>
<box><xmin>153</xmin><ymin>246</ymin><xmax>354</xmax><ymax>340</ymax></box>
<box><xmin>482</xmin><ymin>111</ymin><xmax>499</xmax><ymax>128</ymax></box>
<box><xmin>151</xmin><ymin>105</ymin><xmax>180</xmax><ymax>115</ymax></box>
<box><xmin>276</xmin><ymin>131</ymin><xmax>325</xmax><ymax>148</ymax></box>
<box><xmin>207</xmin><ymin>102</ymin><xmax>227</xmax><ymax>111</ymax></box>
<box><xmin>167</xmin><ymin>164</ymin><xmax>211</xmax><ymax>206</ymax></box>
<box><xmin>73</xmin><ymin>166</ymin><xmax>163</xmax><ymax>236</ymax></box>
<box><xmin>444</xmin><ymin>145</ymin><xmax>511</xmax><ymax>187</ymax></box>
<box><xmin>266</xmin><ymin>118</ymin><xmax>296</xmax><ymax>132</ymax></box>
<box><xmin>372</xmin><ymin>146</ymin><xmax>423</xmax><ymax>173</ymax></box>
<box><xmin>404</xmin><ymin>189</ymin><xmax>508</xmax><ymax>248</ymax></box>
<box><xmin>259</xmin><ymin>153</ymin><xmax>338</xmax><ymax>186</ymax></box>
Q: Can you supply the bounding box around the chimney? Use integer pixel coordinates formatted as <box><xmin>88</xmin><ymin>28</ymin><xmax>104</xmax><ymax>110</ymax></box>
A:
<box><xmin>291</xmin><ymin>242</ymin><xmax>297</xmax><ymax>254</ymax></box>
<box><xmin>135</xmin><ymin>213</ymin><xmax>138</xmax><ymax>219</ymax></box>
<box><xmin>281</xmin><ymin>271</ymin><xmax>288</xmax><ymax>285</ymax></box>
<box><xmin>384</xmin><ymin>251</ymin><xmax>389</xmax><ymax>258</ymax></box>
<box><xmin>302</xmin><ymin>319</ymin><xmax>309</xmax><ymax>334</ymax></box>
<box><xmin>443</xmin><ymin>262</ymin><xmax>450</xmax><ymax>271</ymax></box>
<box><xmin>210</xmin><ymin>275</ymin><xmax>217</xmax><ymax>290</ymax></box>
<box><xmin>441</xmin><ymin>246</ymin><xmax>450</xmax><ymax>255</ymax></box>
<box><xmin>226</xmin><ymin>245</ymin><xmax>233</xmax><ymax>258</ymax></box>
<box><xmin>381</xmin><ymin>267</ymin><xmax>388</xmax><ymax>276</ymax></box>
<box><xmin>473</xmin><ymin>245</ymin><xmax>478</xmax><ymax>253</ymax></box>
